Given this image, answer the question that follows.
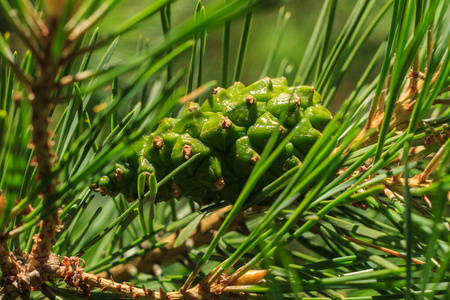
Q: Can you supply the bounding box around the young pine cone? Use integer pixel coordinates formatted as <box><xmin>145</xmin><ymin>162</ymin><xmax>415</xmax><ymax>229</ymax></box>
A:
<box><xmin>92</xmin><ymin>77</ymin><xmax>332</xmax><ymax>204</ymax></box>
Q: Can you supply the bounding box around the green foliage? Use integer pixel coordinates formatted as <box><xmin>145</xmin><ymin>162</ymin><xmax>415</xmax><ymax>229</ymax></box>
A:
<box><xmin>0</xmin><ymin>0</ymin><xmax>449</xmax><ymax>299</ymax></box>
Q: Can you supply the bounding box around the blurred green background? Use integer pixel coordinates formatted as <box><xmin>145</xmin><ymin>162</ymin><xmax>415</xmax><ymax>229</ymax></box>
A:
<box><xmin>95</xmin><ymin>0</ymin><xmax>390</xmax><ymax>111</ymax></box>
<box><xmin>0</xmin><ymin>0</ymin><xmax>390</xmax><ymax>113</ymax></box>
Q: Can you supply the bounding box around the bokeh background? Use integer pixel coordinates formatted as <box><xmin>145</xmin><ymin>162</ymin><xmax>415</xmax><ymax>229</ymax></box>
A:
<box><xmin>0</xmin><ymin>0</ymin><xmax>391</xmax><ymax>115</ymax></box>
<box><xmin>95</xmin><ymin>0</ymin><xmax>390</xmax><ymax>111</ymax></box>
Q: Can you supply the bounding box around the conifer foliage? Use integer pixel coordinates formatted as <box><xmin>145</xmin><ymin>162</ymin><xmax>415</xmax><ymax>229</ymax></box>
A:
<box><xmin>0</xmin><ymin>0</ymin><xmax>449</xmax><ymax>299</ymax></box>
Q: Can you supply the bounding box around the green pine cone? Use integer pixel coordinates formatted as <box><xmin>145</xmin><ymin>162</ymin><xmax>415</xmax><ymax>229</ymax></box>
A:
<box><xmin>91</xmin><ymin>77</ymin><xmax>332</xmax><ymax>204</ymax></box>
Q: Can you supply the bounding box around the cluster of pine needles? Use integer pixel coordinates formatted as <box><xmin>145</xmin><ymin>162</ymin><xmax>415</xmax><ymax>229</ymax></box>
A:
<box><xmin>0</xmin><ymin>0</ymin><xmax>449</xmax><ymax>299</ymax></box>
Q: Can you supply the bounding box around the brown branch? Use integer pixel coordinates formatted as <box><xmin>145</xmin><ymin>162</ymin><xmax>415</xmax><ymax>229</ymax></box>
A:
<box><xmin>58</xmin><ymin>266</ymin><xmax>258</xmax><ymax>300</ymax></box>
<box><xmin>99</xmin><ymin>205</ymin><xmax>246</xmax><ymax>282</ymax></box>
<box><xmin>1</xmin><ymin>13</ymin><xmax>63</xmax><ymax>298</ymax></box>
<box><xmin>2</xmin><ymin>249</ymin><xmax>263</xmax><ymax>300</ymax></box>
<box><xmin>26</xmin><ymin>22</ymin><xmax>62</xmax><ymax>272</ymax></box>
<box><xmin>27</xmin><ymin>95</ymin><xmax>60</xmax><ymax>269</ymax></box>
<box><xmin>1</xmin><ymin>6</ymin><xmax>82</xmax><ymax>295</ymax></box>
<box><xmin>1</xmin><ymin>244</ymin><xmax>265</xmax><ymax>299</ymax></box>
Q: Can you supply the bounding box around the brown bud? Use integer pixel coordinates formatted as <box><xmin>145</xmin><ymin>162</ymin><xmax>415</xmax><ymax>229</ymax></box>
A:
<box><xmin>115</xmin><ymin>168</ymin><xmax>123</xmax><ymax>181</ymax></box>
<box><xmin>182</xmin><ymin>145</ymin><xmax>193</xmax><ymax>160</ymax></box>
<box><xmin>171</xmin><ymin>183</ymin><xmax>181</xmax><ymax>198</ymax></box>
<box><xmin>90</xmin><ymin>183</ymin><xmax>98</xmax><ymax>191</ymax></box>
<box><xmin>152</xmin><ymin>136</ymin><xmax>164</xmax><ymax>149</ymax></box>
<box><xmin>188</xmin><ymin>103</ymin><xmax>199</xmax><ymax>112</ymax></box>
<box><xmin>251</xmin><ymin>154</ymin><xmax>260</xmax><ymax>165</ymax></box>
<box><xmin>213</xmin><ymin>87</ymin><xmax>223</xmax><ymax>94</ymax></box>
<box><xmin>215</xmin><ymin>178</ymin><xmax>225</xmax><ymax>191</ymax></box>
<box><xmin>222</xmin><ymin>117</ymin><xmax>232</xmax><ymax>129</ymax></box>
<box><xmin>245</xmin><ymin>95</ymin><xmax>256</xmax><ymax>105</ymax></box>
<box><xmin>99</xmin><ymin>186</ymin><xmax>108</xmax><ymax>196</ymax></box>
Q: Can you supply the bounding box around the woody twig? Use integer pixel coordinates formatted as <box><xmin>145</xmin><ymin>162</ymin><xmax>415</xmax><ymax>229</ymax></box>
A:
<box><xmin>0</xmin><ymin>2</ymin><xmax>79</xmax><ymax>297</ymax></box>
<box><xmin>55</xmin><ymin>256</ymin><xmax>266</xmax><ymax>300</ymax></box>
<box><xmin>99</xmin><ymin>205</ymin><xmax>246</xmax><ymax>282</ymax></box>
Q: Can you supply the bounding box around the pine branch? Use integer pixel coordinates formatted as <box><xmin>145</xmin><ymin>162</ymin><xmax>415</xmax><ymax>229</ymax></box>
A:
<box><xmin>100</xmin><ymin>205</ymin><xmax>246</xmax><ymax>282</ymax></box>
